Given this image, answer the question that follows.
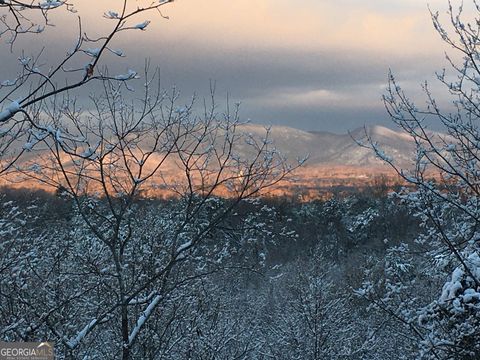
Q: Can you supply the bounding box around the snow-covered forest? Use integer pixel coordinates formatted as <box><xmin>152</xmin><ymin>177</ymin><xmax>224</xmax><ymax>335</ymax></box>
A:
<box><xmin>1</xmin><ymin>1</ymin><xmax>480</xmax><ymax>359</ymax></box>
<box><xmin>0</xmin><ymin>187</ymin><xmax>426</xmax><ymax>359</ymax></box>
<box><xmin>1</xmin><ymin>183</ymin><xmax>477</xmax><ymax>359</ymax></box>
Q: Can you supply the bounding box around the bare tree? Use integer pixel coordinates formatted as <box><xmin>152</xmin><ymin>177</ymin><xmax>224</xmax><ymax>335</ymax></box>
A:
<box><xmin>0</xmin><ymin>2</ymin><xmax>305</xmax><ymax>358</ymax></box>
<box><xmin>263</xmin><ymin>249</ymin><xmax>374</xmax><ymax>360</ymax></box>
<box><xmin>0</xmin><ymin>1</ymin><xmax>72</xmax><ymax>45</ymax></box>
<box><xmin>0</xmin><ymin>60</ymin><xmax>300</xmax><ymax>358</ymax></box>
<box><xmin>356</xmin><ymin>1</ymin><xmax>480</xmax><ymax>358</ymax></box>
<box><xmin>0</xmin><ymin>0</ymin><xmax>174</xmax><ymax>174</ymax></box>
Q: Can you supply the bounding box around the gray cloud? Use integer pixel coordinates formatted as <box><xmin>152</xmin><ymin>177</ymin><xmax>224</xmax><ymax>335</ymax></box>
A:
<box><xmin>0</xmin><ymin>1</ymin><xmax>456</xmax><ymax>133</ymax></box>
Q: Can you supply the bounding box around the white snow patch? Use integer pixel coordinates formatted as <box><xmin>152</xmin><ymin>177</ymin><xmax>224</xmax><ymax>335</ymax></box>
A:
<box><xmin>127</xmin><ymin>295</ymin><xmax>162</xmax><ymax>346</ymax></box>
<box><xmin>114</xmin><ymin>69</ymin><xmax>138</xmax><ymax>81</ymax></box>
<box><xmin>0</xmin><ymin>101</ymin><xmax>21</xmax><ymax>122</ymax></box>
<box><xmin>134</xmin><ymin>21</ymin><xmax>150</xmax><ymax>30</ymax></box>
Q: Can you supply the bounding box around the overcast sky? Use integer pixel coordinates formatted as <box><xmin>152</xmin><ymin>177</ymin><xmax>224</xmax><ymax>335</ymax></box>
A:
<box><xmin>0</xmin><ymin>0</ymin><xmax>467</xmax><ymax>132</ymax></box>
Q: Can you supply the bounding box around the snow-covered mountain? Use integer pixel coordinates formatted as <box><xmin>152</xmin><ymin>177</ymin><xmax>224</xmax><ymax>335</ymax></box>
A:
<box><xmin>3</xmin><ymin>123</ymin><xmax>426</xmax><ymax>195</ymax></box>
<box><xmin>239</xmin><ymin>124</ymin><xmax>417</xmax><ymax>169</ymax></box>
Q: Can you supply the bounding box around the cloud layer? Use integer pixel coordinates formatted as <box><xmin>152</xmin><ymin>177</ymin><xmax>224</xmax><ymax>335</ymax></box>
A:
<box><xmin>0</xmin><ymin>0</ymin><xmax>465</xmax><ymax>132</ymax></box>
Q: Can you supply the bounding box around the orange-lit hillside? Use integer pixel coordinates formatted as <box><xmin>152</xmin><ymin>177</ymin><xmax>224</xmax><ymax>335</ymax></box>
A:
<box><xmin>0</xmin><ymin>124</ymin><xmax>431</xmax><ymax>199</ymax></box>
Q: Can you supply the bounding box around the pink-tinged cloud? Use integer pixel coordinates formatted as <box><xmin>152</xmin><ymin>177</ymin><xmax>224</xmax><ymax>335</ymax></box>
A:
<box><xmin>0</xmin><ymin>0</ymin><xmax>470</xmax><ymax>131</ymax></box>
<box><xmin>58</xmin><ymin>0</ymin><xmax>447</xmax><ymax>55</ymax></box>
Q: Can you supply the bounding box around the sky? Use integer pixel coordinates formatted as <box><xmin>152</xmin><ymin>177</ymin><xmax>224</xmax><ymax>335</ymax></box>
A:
<box><xmin>0</xmin><ymin>0</ymin><xmax>468</xmax><ymax>132</ymax></box>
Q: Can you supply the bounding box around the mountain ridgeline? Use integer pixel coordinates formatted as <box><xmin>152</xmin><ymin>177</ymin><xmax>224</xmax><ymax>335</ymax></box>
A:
<box><xmin>3</xmin><ymin>124</ymin><xmax>426</xmax><ymax>198</ymax></box>
<box><xmin>239</xmin><ymin>124</ymin><xmax>417</xmax><ymax>168</ymax></box>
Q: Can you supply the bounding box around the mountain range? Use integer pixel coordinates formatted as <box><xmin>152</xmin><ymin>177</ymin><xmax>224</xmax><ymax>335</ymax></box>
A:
<box><xmin>240</xmin><ymin>124</ymin><xmax>415</xmax><ymax>168</ymax></box>
<box><xmin>2</xmin><ymin>124</ymin><xmax>422</xmax><ymax>198</ymax></box>
<box><xmin>228</xmin><ymin>124</ymin><xmax>420</xmax><ymax>198</ymax></box>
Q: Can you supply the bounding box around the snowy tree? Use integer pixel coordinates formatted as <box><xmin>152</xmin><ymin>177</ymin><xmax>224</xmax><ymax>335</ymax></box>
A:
<box><xmin>0</xmin><ymin>1</ymin><xmax>71</xmax><ymax>45</ymax></box>
<box><xmin>0</xmin><ymin>2</ymin><xmax>303</xmax><ymax>359</ymax></box>
<box><xmin>259</xmin><ymin>247</ymin><xmax>377</xmax><ymax>360</ymax></box>
<box><xmin>357</xmin><ymin>1</ymin><xmax>480</xmax><ymax>358</ymax></box>
<box><xmin>0</xmin><ymin>64</ymin><xmax>299</xmax><ymax>358</ymax></box>
<box><xmin>0</xmin><ymin>0</ymin><xmax>174</xmax><ymax>173</ymax></box>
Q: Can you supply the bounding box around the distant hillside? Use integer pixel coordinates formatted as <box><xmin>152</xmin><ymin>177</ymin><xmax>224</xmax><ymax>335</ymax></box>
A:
<box><xmin>238</xmin><ymin>124</ymin><xmax>418</xmax><ymax>168</ymax></box>
<box><xmin>2</xmin><ymin>123</ymin><xmax>437</xmax><ymax>199</ymax></box>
